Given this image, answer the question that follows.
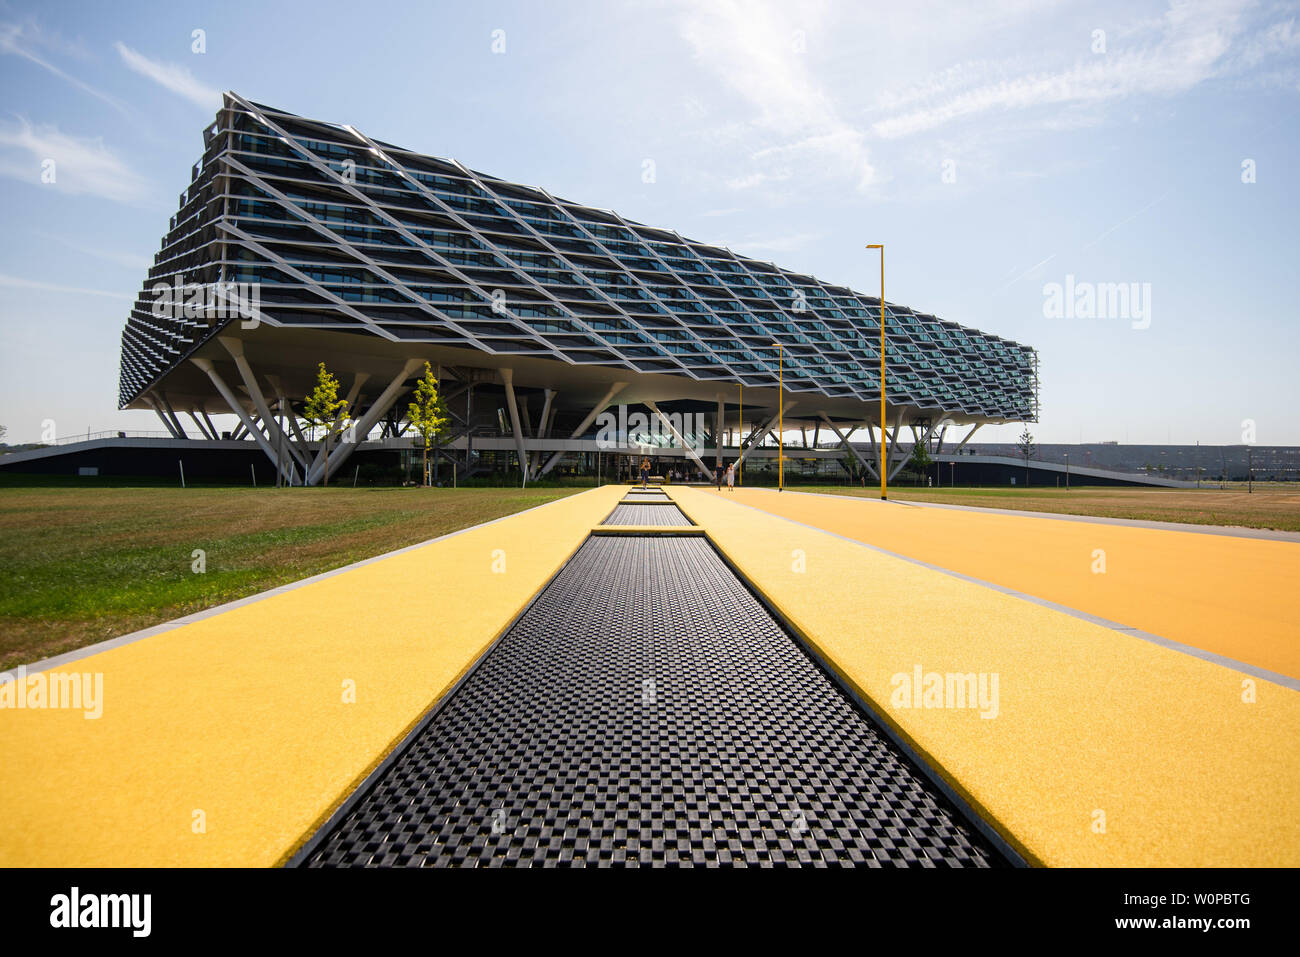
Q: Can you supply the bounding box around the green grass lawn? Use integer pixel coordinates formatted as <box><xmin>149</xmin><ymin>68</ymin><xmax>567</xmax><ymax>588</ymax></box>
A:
<box><xmin>788</xmin><ymin>484</ymin><xmax>1300</xmax><ymax>532</ymax></box>
<box><xmin>0</xmin><ymin>485</ymin><xmax>581</xmax><ymax>670</ymax></box>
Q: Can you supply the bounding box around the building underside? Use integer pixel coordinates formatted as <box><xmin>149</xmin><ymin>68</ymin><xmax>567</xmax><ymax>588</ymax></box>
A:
<box><xmin>118</xmin><ymin>93</ymin><xmax>1039</xmax><ymax>485</ymax></box>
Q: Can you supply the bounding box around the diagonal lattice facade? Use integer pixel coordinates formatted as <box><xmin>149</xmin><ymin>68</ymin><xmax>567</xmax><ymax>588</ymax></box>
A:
<box><xmin>119</xmin><ymin>92</ymin><xmax>1037</xmax><ymax>423</ymax></box>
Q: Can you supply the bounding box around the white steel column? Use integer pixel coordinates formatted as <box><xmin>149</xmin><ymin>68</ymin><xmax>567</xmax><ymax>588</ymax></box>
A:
<box><xmin>715</xmin><ymin>395</ymin><xmax>725</xmax><ymax>468</ymax></box>
<box><xmin>201</xmin><ymin>410</ymin><xmax>220</xmax><ymax>440</ymax></box>
<box><xmin>148</xmin><ymin>396</ymin><xmax>183</xmax><ymax>439</ymax></box>
<box><xmin>953</xmin><ymin>423</ymin><xmax>982</xmax><ymax>452</ymax></box>
<box><xmin>157</xmin><ymin>392</ymin><xmax>188</xmax><ymax>439</ymax></box>
<box><xmin>865</xmin><ymin>422</ymin><xmax>882</xmax><ymax>476</ymax></box>
<box><xmin>819</xmin><ymin>412</ymin><xmax>877</xmax><ymax>479</ymax></box>
<box><xmin>536</xmin><ymin>381</ymin><xmax>627</xmax><ymax>479</ymax></box>
<box><xmin>267</xmin><ymin>374</ymin><xmax>313</xmax><ymax>460</ymax></box>
<box><xmin>529</xmin><ymin>387</ymin><xmax>556</xmax><ymax>476</ymax></box>
<box><xmin>646</xmin><ymin>400</ymin><xmax>712</xmax><ymax>478</ymax></box>
<box><xmin>187</xmin><ymin>410</ymin><xmax>216</xmax><ymax>440</ymax></box>
<box><xmin>735</xmin><ymin>401</ymin><xmax>798</xmax><ymax>468</ymax></box>
<box><xmin>192</xmin><ymin>357</ymin><xmax>284</xmax><ymax>467</ymax></box>
<box><xmin>219</xmin><ymin>337</ymin><xmax>309</xmax><ymax>472</ymax></box>
<box><xmin>888</xmin><ymin>415</ymin><xmax>943</xmax><ymax>482</ymax></box>
<box><xmin>501</xmin><ymin>368</ymin><xmax>530</xmax><ymax>486</ymax></box>
<box><xmin>882</xmin><ymin>407</ymin><xmax>906</xmax><ymax>479</ymax></box>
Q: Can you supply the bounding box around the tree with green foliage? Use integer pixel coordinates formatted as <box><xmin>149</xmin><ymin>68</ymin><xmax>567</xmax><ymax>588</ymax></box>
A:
<box><xmin>1016</xmin><ymin>428</ymin><xmax>1036</xmax><ymax>487</ymax></box>
<box><xmin>909</xmin><ymin>434</ymin><xmax>933</xmax><ymax>484</ymax></box>
<box><xmin>303</xmin><ymin>362</ymin><xmax>348</xmax><ymax>487</ymax></box>
<box><xmin>406</xmin><ymin>361</ymin><xmax>449</xmax><ymax>487</ymax></box>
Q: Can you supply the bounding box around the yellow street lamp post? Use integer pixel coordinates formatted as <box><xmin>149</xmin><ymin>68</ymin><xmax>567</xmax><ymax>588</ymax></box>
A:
<box><xmin>738</xmin><ymin>382</ymin><xmax>743</xmax><ymax>487</ymax></box>
<box><xmin>771</xmin><ymin>341</ymin><xmax>784</xmax><ymax>491</ymax></box>
<box><xmin>866</xmin><ymin>244</ymin><xmax>887</xmax><ymax>500</ymax></box>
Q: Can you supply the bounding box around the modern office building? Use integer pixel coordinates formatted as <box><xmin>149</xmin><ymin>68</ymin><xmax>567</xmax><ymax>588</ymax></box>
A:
<box><xmin>117</xmin><ymin>92</ymin><xmax>1038</xmax><ymax>484</ymax></box>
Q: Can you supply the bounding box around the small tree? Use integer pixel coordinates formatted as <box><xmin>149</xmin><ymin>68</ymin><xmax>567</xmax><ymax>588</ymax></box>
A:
<box><xmin>909</xmin><ymin>435</ymin><xmax>933</xmax><ymax>484</ymax></box>
<box><xmin>0</xmin><ymin>424</ymin><xmax>7</xmax><ymax>443</ymax></box>
<box><xmin>303</xmin><ymin>362</ymin><xmax>348</xmax><ymax>487</ymax></box>
<box><xmin>406</xmin><ymin>361</ymin><xmax>448</xmax><ymax>487</ymax></box>
<box><xmin>1016</xmin><ymin>428</ymin><xmax>1036</xmax><ymax>487</ymax></box>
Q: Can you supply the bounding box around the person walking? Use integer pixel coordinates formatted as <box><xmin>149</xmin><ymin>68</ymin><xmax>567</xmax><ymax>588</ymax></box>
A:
<box><xmin>714</xmin><ymin>464</ymin><xmax>723</xmax><ymax>490</ymax></box>
<box><xmin>640</xmin><ymin>457</ymin><xmax>651</xmax><ymax>488</ymax></box>
<box><xmin>725</xmin><ymin>461</ymin><xmax>735</xmax><ymax>491</ymax></box>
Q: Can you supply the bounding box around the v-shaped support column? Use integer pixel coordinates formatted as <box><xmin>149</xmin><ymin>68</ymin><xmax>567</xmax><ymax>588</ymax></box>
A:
<box><xmin>218</xmin><ymin>337</ymin><xmax>309</xmax><ymax>473</ymax></box>
<box><xmin>736</xmin><ymin>402</ymin><xmax>798</xmax><ymax>468</ymax></box>
<box><xmin>191</xmin><ymin>357</ymin><xmax>284</xmax><ymax>469</ymax></box>
<box><xmin>536</xmin><ymin>381</ymin><xmax>627</xmax><ymax>479</ymax></box>
<box><xmin>819</xmin><ymin>412</ymin><xmax>877</xmax><ymax>479</ymax></box>
<box><xmin>645</xmin><ymin>400</ymin><xmax>712</xmax><ymax>479</ymax></box>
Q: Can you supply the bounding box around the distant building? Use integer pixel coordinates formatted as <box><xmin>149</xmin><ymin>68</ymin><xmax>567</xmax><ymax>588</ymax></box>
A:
<box><xmin>952</xmin><ymin>443</ymin><xmax>1299</xmax><ymax>481</ymax></box>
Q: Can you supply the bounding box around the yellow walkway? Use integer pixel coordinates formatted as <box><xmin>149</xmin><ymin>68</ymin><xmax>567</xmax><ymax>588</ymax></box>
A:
<box><xmin>668</xmin><ymin>486</ymin><xmax>1300</xmax><ymax>867</ymax></box>
<box><xmin>0</xmin><ymin>485</ymin><xmax>624</xmax><ymax>867</ymax></box>
<box><xmin>726</xmin><ymin>488</ymin><xmax>1300</xmax><ymax>680</ymax></box>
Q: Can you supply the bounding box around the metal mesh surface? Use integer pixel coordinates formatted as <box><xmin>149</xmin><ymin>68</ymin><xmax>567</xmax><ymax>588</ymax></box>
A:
<box><xmin>604</xmin><ymin>504</ymin><xmax>693</xmax><ymax>526</ymax></box>
<box><xmin>301</xmin><ymin>535</ymin><xmax>1004</xmax><ymax>868</ymax></box>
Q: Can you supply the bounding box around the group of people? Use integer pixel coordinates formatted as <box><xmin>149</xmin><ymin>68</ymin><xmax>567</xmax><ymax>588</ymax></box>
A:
<box><xmin>634</xmin><ymin>458</ymin><xmax>736</xmax><ymax>491</ymax></box>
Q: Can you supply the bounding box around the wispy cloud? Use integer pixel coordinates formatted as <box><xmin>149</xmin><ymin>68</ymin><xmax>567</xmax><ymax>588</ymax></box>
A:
<box><xmin>668</xmin><ymin>0</ymin><xmax>1298</xmax><ymax>202</ymax></box>
<box><xmin>0</xmin><ymin>20</ymin><xmax>128</xmax><ymax>114</ymax></box>
<box><xmin>717</xmin><ymin>231</ymin><xmax>823</xmax><ymax>255</ymax></box>
<box><xmin>871</xmin><ymin>0</ymin><xmax>1251</xmax><ymax>139</ymax></box>
<box><xmin>0</xmin><ymin>118</ymin><xmax>151</xmax><ymax>204</ymax></box>
<box><xmin>0</xmin><ymin>273</ymin><xmax>135</xmax><ymax>300</ymax></box>
<box><xmin>1001</xmin><ymin>253</ymin><xmax>1056</xmax><ymax>291</ymax></box>
<box><xmin>37</xmin><ymin>233</ymin><xmax>152</xmax><ymax>271</ymax></box>
<box><xmin>725</xmin><ymin>170</ymin><xmax>790</xmax><ymax>190</ymax></box>
<box><xmin>1226</xmin><ymin>15</ymin><xmax>1300</xmax><ymax>70</ymax></box>
<box><xmin>675</xmin><ymin>0</ymin><xmax>875</xmax><ymax>192</ymax></box>
<box><xmin>1081</xmin><ymin>190</ymin><xmax>1172</xmax><ymax>250</ymax></box>
<box><xmin>114</xmin><ymin>42</ymin><xmax>221</xmax><ymax>110</ymax></box>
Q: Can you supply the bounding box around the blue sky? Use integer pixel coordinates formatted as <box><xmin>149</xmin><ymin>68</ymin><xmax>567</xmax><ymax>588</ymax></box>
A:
<box><xmin>1</xmin><ymin>0</ymin><xmax>1298</xmax><ymax>445</ymax></box>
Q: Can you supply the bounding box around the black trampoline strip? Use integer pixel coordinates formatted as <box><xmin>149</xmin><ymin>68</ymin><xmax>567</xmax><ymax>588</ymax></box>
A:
<box><xmin>297</xmin><ymin>535</ymin><xmax>1006</xmax><ymax>868</ymax></box>
<box><xmin>604</xmin><ymin>504</ymin><xmax>694</xmax><ymax>526</ymax></box>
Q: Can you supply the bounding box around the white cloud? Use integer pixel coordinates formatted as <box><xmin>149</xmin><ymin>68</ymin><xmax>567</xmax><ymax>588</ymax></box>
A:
<box><xmin>0</xmin><ymin>118</ymin><xmax>151</xmax><ymax>204</ymax></box>
<box><xmin>0</xmin><ymin>20</ymin><xmax>127</xmax><ymax>113</ymax></box>
<box><xmin>674</xmin><ymin>0</ymin><xmax>876</xmax><ymax>191</ymax></box>
<box><xmin>725</xmin><ymin>170</ymin><xmax>791</xmax><ymax>190</ymax></box>
<box><xmin>1225</xmin><ymin>16</ymin><xmax>1300</xmax><ymax>71</ymax></box>
<box><xmin>38</xmin><ymin>233</ymin><xmax>152</xmax><ymax>271</ymax></box>
<box><xmin>114</xmin><ymin>41</ymin><xmax>222</xmax><ymax>110</ymax></box>
<box><xmin>717</xmin><ymin>231</ymin><xmax>822</xmax><ymax>255</ymax></box>
<box><xmin>871</xmin><ymin>0</ymin><xmax>1252</xmax><ymax>139</ymax></box>
<box><xmin>667</xmin><ymin>0</ymin><xmax>1299</xmax><ymax>201</ymax></box>
<box><xmin>0</xmin><ymin>273</ymin><xmax>135</xmax><ymax>300</ymax></box>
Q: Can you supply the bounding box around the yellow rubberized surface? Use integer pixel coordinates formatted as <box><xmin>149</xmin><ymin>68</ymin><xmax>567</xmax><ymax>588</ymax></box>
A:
<box><xmin>728</xmin><ymin>488</ymin><xmax>1300</xmax><ymax>680</ymax></box>
<box><xmin>0</xmin><ymin>485</ymin><xmax>624</xmax><ymax>867</ymax></box>
<box><xmin>668</xmin><ymin>486</ymin><xmax>1300</xmax><ymax>867</ymax></box>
